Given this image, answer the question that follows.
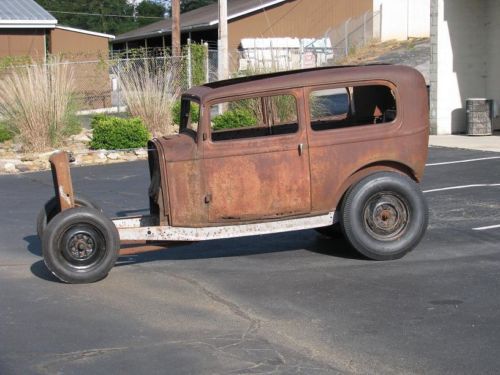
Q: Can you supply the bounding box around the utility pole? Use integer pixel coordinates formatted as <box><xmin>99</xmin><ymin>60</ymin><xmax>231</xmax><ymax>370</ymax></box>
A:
<box><xmin>218</xmin><ymin>0</ymin><xmax>228</xmax><ymax>81</ymax></box>
<box><xmin>171</xmin><ymin>0</ymin><xmax>181</xmax><ymax>57</ymax></box>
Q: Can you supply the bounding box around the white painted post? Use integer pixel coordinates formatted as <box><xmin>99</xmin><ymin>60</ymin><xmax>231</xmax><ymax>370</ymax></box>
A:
<box><xmin>218</xmin><ymin>0</ymin><xmax>229</xmax><ymax>81</ymax></box>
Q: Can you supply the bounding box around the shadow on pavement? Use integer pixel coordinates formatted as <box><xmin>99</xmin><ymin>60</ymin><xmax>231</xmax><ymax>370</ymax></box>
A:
<box><xmin>24</xmin><ymin>235</ymin><xmax>42</xmax><ymax>257</ymax></box>
<box><xmin>28</xmin><ymin>230</ymin><xmax>365</xmax><ymax>282</ymax></box>
<box><xmin>114</xmin><ymin>230</ymin><xmax>365</xmax><ymax>266</ymax></box>
<box><xmin>30</xmin><ymin>260</ymin><xmax>61</xmax><ymax>283</ymax></box>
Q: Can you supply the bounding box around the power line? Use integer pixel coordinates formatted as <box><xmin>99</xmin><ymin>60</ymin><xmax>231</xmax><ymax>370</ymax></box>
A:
<box><xmin>48</xmin><ymin>10</ymin><xmax>164</xmax><ymax>19</ymax></box>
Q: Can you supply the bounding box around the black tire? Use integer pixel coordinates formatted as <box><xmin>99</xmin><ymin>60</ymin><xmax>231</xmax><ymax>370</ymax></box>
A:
<box><xmin>340</xmin><ymin>172</ymin><xmax>428</xmax><ymax>260</ymax></box>
<box><xmin>42</xmin><ymin>207</ymin><xmax>120</xmax><ymax>284</ymax></box>
<box><xmin>37</xmin><ymin>195</ymin><xmax>101</xmax><ymax>239</ymax></box>
<box><xmin>315</xmin><ymin>223</ymin><xmax>343</xmax><ymax>238</ymax></box>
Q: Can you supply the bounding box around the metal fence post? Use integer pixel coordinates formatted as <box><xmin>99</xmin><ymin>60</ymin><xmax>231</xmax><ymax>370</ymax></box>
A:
<box><xmin>187</xmin><ymin>38</ymin><xmax>192</xmax><ymax>88</ymax></box>
<box><xmin>204</xmin><ymin>42</ymin><xmax>209</xmax><ymax>83</ymax></box>
<box><xmin>116</xmin><ymin>63</ymin><xmax>121</xmax><ymax>114</ymax></box>
<box><xmin>363</xmin><ymin>11</ymin><xmax>367</xmax><ymax>45</ymax></box>
<box><xmin>344</xmin><ymin>18</ymin><xmax>351</xmax><ymax>57</ymax></box>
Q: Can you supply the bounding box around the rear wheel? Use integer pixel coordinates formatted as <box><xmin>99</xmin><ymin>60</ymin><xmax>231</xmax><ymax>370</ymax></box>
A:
<box><xmin>42</xmin><ymin>207</ymin><xmax>120</xmax><ymax>283</ymax></box>
<box><xmin>340</xmin><ymin>172</ymin><xmax>428</xmax><ymax>260</ymax></box>
<box><xmin>37</xmin><ymin>195</ymin><xmax>101</xmax><ymax>239</ymax></box>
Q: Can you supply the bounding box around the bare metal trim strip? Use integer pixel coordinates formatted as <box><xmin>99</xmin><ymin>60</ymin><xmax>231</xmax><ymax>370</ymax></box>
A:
<box><xmin>115</xmin><ymin>212</ymin><xmax>336</xmax><ymax>241</ymax></box>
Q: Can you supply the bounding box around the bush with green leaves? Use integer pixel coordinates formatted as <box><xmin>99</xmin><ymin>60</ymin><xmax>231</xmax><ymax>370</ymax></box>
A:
<box><xmin>90</xmin><ymin>115</ymin><xmax>150</xmax><ymax>150</ymax></box>
<box><xmin>212</xmin><ymin>108</ymin><xmax>257</xmax><ymax>130</ymax></box>
<box><xmin>0</xmin><ymin>123</ymin><xmax>13</xmax><ymax>142</ymax></box>
<box><xmin>172</xmin><ymin>100</ymin><xmax>200</xmax><ymax>125</ymax></box>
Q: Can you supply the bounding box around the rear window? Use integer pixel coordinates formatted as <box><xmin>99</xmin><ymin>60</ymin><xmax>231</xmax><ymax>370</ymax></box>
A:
<box><xmin>309</xmin><ymin>84</ymin><xmax>396</xmax><ymax>131</ymax></box>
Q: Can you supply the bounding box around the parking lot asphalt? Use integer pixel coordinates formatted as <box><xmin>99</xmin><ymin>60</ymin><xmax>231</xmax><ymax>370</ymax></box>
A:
<box><xmin>1</xmin><ymin>146</ymin><xmax>499</xmax><ymax>374</ymax></box>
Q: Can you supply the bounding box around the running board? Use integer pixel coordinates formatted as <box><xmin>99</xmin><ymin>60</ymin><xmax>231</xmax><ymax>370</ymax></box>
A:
<box><xmin>114</xmin><ymin>212</ymin><xmax>336</xmax><ymax>242</ymax></box>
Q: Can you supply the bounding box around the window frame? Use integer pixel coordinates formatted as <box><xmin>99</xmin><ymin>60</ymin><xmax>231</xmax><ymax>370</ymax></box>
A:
<box><xmin>306</xmin><ymin>80</ymin><xmax>400</xmax><ymax>133</ymax></box>
<box><xmin>206</xmin><ymin>90</ymin><xmax>302</xmax><ymax>144</ymax></box>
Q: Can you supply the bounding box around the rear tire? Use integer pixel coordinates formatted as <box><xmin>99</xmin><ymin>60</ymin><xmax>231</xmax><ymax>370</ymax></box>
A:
<box><xmin>42</xmin><ymin>207</ymin><xmax>120</xmax><ymax>284</ymax></box>
<box><xmin>340</xmin><ymin>172</ymin><xmax>428</xmax><ymax>260</ymax></box>
<box><xmin>37</xmin><ymin>195</ymin><xmax>101</xmax><ymax>239</ymax></box>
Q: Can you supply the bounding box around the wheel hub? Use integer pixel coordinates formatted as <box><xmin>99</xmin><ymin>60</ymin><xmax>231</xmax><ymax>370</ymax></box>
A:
<box><xmin>364</xmin><ymin>193</ymin><xmax>409</xmax><ymax>240</ymax></box>
<box><xmin>68</xmin><ymin>233</ymin><xmax>96</xmax><ymax>261</ymax></box>
<box><xmin>60</xmin><ymin>225</ymin><xmax>105</xmax><ymax>269</ymax></box>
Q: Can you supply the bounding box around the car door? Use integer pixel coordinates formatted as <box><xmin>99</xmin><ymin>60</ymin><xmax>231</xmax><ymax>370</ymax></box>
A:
<box><xmin>202</xmin><ymin>90</ymin><xmax>311</xmax><ymax>223</ymax></box>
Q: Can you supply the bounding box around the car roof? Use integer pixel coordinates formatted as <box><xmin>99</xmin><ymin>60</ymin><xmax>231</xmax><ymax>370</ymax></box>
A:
<box><xmin>183</xmin><ymin>64</ymin><xmax>425</xmax><ymax>103</ymax></box>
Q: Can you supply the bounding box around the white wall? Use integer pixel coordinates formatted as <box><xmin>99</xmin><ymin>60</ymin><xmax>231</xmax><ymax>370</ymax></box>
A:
<box><xmin>430</xmin><ymin>0</ymin><xmax>499</xmax><ymax>135</ymax></box>
<box><xmin>486</xmin><ymin>0</ymin><xmax>500</xmax><ymax>130</ymax></box>
<box><xmin>373</xmin><ymin>0</ymin><xmax>430</xmax><ymax>41</ymax></box>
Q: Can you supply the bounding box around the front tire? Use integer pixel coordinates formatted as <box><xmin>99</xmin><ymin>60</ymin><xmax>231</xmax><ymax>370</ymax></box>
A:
<box><xmin>42</xmin><ymin>207</ymin><xmax>120</xmax><ymax>283</ymax></box>
<box><xmin>37</xmin><ymin>195</ymin><xmax>101</xmax><ymax>239</ymax></box>
<box><xmin>341</xmin><ymin>172</ymin><xmax>428</xmax><ymax>260</ymax></box>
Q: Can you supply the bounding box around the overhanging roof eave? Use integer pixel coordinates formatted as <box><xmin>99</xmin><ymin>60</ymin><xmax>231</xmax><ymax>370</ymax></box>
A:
<box><xmin>113</xmin><ymin>24</ymin><xmax>216</xmax><ymax>44</ymax></box>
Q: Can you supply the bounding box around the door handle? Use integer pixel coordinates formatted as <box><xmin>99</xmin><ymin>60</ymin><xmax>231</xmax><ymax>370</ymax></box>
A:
<box><xmin>298</xmin><ymin>143</ymin><xmax>304</xmax><ymax>156</ymax></box>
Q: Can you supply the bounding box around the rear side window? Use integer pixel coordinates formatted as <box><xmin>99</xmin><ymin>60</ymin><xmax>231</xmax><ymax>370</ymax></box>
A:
<box><xmin>210</xmin><ymin>94</ymin><xmax>298</xmax><ymax>142</ymax></box>
<box><xmin>309</xmin><ymin>85</ymin><xmax>396</xmax><ymax>131</ymax></box>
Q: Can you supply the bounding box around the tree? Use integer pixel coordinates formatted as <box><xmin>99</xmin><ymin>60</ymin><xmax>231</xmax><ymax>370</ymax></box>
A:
<box><xmin>137</xmin><ymin>1</ymin><xmax>166</xmax><ymax>27</ymax></box>
<box><xmin>180</xmin><ymin>0</ymin><xmax>216</xmax><ymax>13</ymax></box>
<box><xmin>35</xmin><ymin>0</ymin><xmax>166</xmax><ymax>35</ymax></box>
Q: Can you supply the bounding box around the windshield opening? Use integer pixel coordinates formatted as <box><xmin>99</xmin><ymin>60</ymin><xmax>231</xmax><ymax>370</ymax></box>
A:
<box><xmin>179</xmin><ymin>97</ymin><xmax>200</xmax><ymax>137</ymax></box>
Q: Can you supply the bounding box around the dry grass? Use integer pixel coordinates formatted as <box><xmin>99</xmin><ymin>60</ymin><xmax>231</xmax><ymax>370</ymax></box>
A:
<box><xmin>0</xmin><ymin>57</ymin><xmax>75</xmax><ymax>152</ymax></box>
<box><xmin>117</xmin><ymin>59</ymin><xmax>181</xmax><ymax>137</ymax></box>
<box><xmin>337</xmin><ymin>37</ymin><xmax>429</xmax><ymax>65</ymax></box>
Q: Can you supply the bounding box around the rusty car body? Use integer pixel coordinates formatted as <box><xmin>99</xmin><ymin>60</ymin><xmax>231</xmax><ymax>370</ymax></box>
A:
<box><xmin>39</xmin><ymin>64</ymin><xmax>429</xmax><ymax>283</ymax></box>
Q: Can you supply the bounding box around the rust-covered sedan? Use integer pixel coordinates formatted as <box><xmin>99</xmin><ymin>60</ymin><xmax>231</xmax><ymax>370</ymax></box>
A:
<box><xmin>38</xmin><ymin>65</ymin><xmax>429</xmax><ymax>283</ymax></box>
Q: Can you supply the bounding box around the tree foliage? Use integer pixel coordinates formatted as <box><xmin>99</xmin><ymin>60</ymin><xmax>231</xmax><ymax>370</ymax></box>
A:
<box><xmin>180</xmin><ymin>0</ymin><xmax>216</xmax><ymax>13</ymax></box>
<box><xmin>35</xmin><ymin>0</ymin><xmax>166</xmax><ymax>35</ymax></box>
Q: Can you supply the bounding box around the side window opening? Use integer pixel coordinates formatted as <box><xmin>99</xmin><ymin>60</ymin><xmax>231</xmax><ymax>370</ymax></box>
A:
<box><xmin>210</xmin><ymin>94</ymin><xmax>298</xmax><ymax>142</ymax></box>
<box><xmin>310</xmin><ymin>84</ymin><xmax>396</xmax><ymax>131</ymax></box>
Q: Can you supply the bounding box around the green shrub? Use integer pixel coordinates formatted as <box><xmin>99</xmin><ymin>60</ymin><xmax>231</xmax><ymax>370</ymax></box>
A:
<box><xmin>212</xmin><ymin>109</ymin><xmax>257</xmax><ymax>131</ymax></box>
<box><xmin>0</xmin><ymin>123</ymin><xmax>13</xmax><ymax>142</ymax></box>
<box><xmin>90</xmin><ymin>115</ymin><xmax>150</xmax><ymax>150</ymax></box>
<box><xmin>171</xmin><ymin>100</ymin><xmax>200</xmax><ymax>125</ymax></box>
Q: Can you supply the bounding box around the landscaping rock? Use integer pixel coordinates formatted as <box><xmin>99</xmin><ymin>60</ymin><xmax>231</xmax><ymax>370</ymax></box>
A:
<box><xmin>2</xmin><ymin>162</ymin><xmax>16</xmax><ymax>173</ymax></box>
<box><xmin>107</xmin><ymin>152</ymin><xmax>120</xmax><ymax>160</ymax></box>
<box><xmin>134</xmin><ymin>149</ymin><xmax>148</xmax><ymax>157</ymax></box>
<box><xmin>15</xmin><ymin>164</ymin><xmax>30</xmax><ymax>172</ymax></box>
<box><xmin>21</xmin><ymin>154</ymin><xmax>36</xmax><ymax>162</ymax></box>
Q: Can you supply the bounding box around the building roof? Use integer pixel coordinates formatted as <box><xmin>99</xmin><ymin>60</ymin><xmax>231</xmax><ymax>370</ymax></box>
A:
<box><xmin>114</xmin><ymin>0</ymin><xmax>288</xmax><ymax>43</ymax></box>
<box><xmin>0</xmin><ymin>0</ymin><xmax>57</xmax><ymax>28</ymax></box>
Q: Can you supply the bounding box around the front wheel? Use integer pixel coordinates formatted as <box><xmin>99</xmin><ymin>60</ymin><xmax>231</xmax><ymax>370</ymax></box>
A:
<box><xmin>340</xmin><ymin>172</ymin><xmax>428</xmax><ymax>260</ymax></box>
<box><xmin>37</xmin><ymin>195</ymin><xmax>102</xmax><ymax>239</ymax></box>
<box><xmin>42</xmin><ymin>207</ymin><xmax>120</xmax><ymax>283</ymax></box>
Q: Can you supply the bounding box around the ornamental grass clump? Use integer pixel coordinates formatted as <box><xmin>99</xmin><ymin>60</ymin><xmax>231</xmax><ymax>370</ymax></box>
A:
<box><xmin>0</xmin><ymin>57</ymin><xmax>75</xmax><ymax>151</ymax></box>
<box><xmin>116</xmin><ymin>59</ymin><xmax>181</xmax><ymax>137</ymax></box>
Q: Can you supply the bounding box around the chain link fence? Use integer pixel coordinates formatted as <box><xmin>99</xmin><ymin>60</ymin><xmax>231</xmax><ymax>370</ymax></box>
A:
<box><xmin>327</xmin><ymin>10</ymin><xmax>382</xmax><ymax>63</ymax></box>
<box><xmin>0</xmin><ymin>9</ymin><xmax>382</xmax><ymax>117</ymax></box>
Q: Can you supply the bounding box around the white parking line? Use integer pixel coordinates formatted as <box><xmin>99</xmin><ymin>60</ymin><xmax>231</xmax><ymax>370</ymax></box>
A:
<box><xmin>426</xmin><ymin>156</ymin><xmax>500</xmax><ymax>166</ymax></box>
<box><xmin>423</xmin><ymin>183</ymin><xmax>500</xmax><ymax>193</ymax></box>
<box><xmin>473</xmin><ymin>224</ymin><xmax>500</xmax><ymax>231</ymax></box>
